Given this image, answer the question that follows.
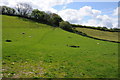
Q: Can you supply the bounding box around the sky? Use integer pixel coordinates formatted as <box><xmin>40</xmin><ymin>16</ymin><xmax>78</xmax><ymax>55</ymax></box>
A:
<box><xmin>0</xmin><ymin>0</ymin><xmax>120</xmax><ymax>28</ymax></box>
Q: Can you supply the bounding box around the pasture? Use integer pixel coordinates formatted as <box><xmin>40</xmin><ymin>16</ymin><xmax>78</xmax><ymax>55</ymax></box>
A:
<box><xmin>75</xmin><ymin>27</ymin><xmax>119</xmax><ymax>42</ymax></box>
<box><xmin>2</xmin><ymin>15</ymin><xmax>118</xmax><ymax>78</ymax></box>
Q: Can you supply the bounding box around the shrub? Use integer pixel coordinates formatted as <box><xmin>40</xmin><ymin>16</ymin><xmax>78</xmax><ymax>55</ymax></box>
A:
<box><xmin>50</xmin><ymin>13</ymin><xmax>63</xmax><ymax>27</ymax></box>
<box><xmin>59</xmin><ymin>21</ymin><xmax>72</xmax><ymax>31</ymax></box>
<box><xmin>1</xmin><ymin>6</ymin><xmax>16</xmax><ymax>15</ymax></box>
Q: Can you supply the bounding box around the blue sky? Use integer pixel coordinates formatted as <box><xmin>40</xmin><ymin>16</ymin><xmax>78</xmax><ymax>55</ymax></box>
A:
<box><xmin>53</xmin><ymin>2</ymin><xmax>118</xmax><ymax>15</ymax></box>
<box><xmin>54</xmin><ymin>2</ymin><xmax>118</xmax><ymax>10</ymax></box>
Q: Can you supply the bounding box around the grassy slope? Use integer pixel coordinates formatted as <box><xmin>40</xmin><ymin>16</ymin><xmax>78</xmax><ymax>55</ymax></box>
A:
<box><xmin>75</xmin><ymin>27</ymin><xmax>119</xmax><ymax>42</ymax></box>
<box><xmin>2</xmin><ymin>15</ymin><xmax>118</xmax><ymax>78</ymax></box>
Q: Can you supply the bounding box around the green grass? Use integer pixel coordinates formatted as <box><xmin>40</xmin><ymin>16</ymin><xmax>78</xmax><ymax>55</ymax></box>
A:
<box><xmin>2</xmin><ymin>15</ymin><xmax>118</xmax><ymax>78</ymax></box>
<box><xmin>75</xmin><ymin>27</ymin><xmax>119</xmax><ymax>42</ymax></box>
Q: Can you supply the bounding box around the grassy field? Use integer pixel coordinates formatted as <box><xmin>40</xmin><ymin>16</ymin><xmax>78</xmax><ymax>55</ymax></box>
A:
<box><xmin>75</xmin><ymin>27</ymin><xmax>119</xmax><ymax>42</ymax></box>
<box><xmin>2</xmin><ymin>15</ymin><xmax>118</xmax><ymax>78</ymax></box>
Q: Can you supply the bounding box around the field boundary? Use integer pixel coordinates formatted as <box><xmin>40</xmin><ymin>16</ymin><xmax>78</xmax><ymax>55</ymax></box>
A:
<box><xmin>66</xmin><ymin>29</ymin><xmax>120</xmax><ymax>43</ymax></box>
<box><xmin>72</xmin><ymin>24</ymin><xmax>120</xmax><ymax>32</ymax></box>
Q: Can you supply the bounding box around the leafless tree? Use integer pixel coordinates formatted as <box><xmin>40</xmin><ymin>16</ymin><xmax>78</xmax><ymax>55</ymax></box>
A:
<box><xmin>16</xmin><ymin>3</ymin><xmax>32</xmax><ymax>16</ymax></box>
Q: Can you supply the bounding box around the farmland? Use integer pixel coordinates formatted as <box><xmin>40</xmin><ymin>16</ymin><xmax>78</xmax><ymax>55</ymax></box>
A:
<box><xmin>2</xmin><ymin>15</ymin><xmax>118</xmax><ymax>78</ymax></box>
<box><xmin>75</xmin><ymin>27</ymin><xmax>119</xmax><ymax>42</ymax></box>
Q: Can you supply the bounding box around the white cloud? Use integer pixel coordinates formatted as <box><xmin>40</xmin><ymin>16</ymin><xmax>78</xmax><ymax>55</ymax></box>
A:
<box><xmin>0</xmin><ymin>0</ymin><xmax>73</xmax><ymax>13</ymax></box>
<box><xmin>111</xmin><ymin>17</ymin><xmax>119</xmax><ymax>28</ymax></box>
<box><xmin>58</xmin><ymin>6</ymin><xmax>118</xmax><ymax>28</ymax></box>
<box><xmin>113</xmin><ymin>7</ymin><xmax>119</xmax><ymax>16</ymax></box>
<box><xmin>79</xmin><ymin>6</ymin><xmax>92</xmax><ymax>16</ymax></box>
<box><xmin>58</xmin><ymin>9</ymin><xmax>82</xmax><ymax>24</ymax></box>
<box><xmin>58</xmin><ymin>6</ymin><xmax>102</xmax><ymax>25</ymax></box>
<box><xmin>92</xmin><ymin>9</ymin><xmax>101</xmax><ymax>17</ymax></box>
<box><xmin>83</xmin><ymin>15</ymin><xmax>116</xmax><ymax>28</ymax></box>
<box><xmin>82</xmin><ymin>19</ymin><xmax>99</xmax><ymax>27</ymax></box>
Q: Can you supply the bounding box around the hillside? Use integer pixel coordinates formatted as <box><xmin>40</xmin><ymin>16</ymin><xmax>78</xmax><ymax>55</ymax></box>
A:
<box><xmin>2</xmin><ymin>15</ymin><xmax>118</xmax><ymax>78</ymax></box>
<box><xmin>75</xmin><ymin>27</ymin><xmax>119</xmax><ymax>42</ymax></box>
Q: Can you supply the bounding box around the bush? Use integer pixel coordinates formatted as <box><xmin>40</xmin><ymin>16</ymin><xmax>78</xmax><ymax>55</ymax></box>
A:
<box><xmin>59</xmin><ymin>21</ymin><xmax>73</xmax><ymax>31</ymax></box>
<box><xmin>1</xmin><ymin>6</ymin><xmax>16</xmax><ymax>15</ymax></box>
<box><xmin>50</xmin><ymin>13</ymin><xmax>63</xmax><ymax>27</ymax></box>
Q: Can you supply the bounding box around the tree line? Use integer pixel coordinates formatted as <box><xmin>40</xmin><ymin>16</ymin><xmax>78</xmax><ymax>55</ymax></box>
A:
<box><xmin>1</xmin><ymin>3</ymin><xmax>63</xmax><ymax>27</ymax></box>
<box><xmin>1</xmin><ymin>3</ymin><xmax>120</xmax><ymax>32</ymax></box>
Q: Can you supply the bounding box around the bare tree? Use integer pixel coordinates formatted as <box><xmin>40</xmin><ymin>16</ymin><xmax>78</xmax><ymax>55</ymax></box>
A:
<box><xmin>16</xmin><ymin>3</ymin><xmax>32</xmax><ymax>16</ymax></box>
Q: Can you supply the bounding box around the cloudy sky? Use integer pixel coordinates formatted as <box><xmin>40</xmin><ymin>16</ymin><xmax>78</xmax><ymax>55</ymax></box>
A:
<box><xmin>0</xmin><ymin>0</ymin><xmax>120</xmax><ymax>28</ymax></box>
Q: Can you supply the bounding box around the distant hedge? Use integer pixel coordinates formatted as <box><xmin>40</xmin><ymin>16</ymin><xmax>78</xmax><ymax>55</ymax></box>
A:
<box><xmin>71</xmin><ymin>24</ymin><xmax>120</xmax><ymax>32</ymax></box>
